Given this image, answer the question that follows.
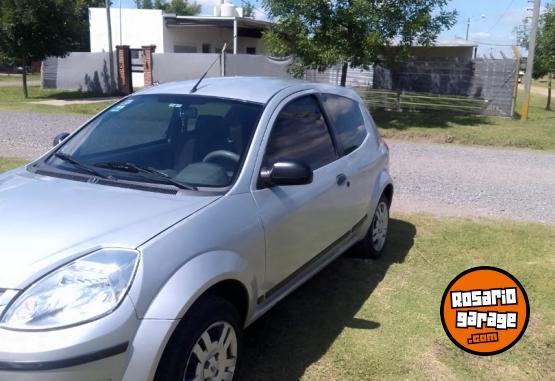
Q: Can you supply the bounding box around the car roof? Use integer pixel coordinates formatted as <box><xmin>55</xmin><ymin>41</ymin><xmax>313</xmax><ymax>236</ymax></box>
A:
<box><xmin>136</xmin><ymin>76</ymin><xmax>360</xmax><ymax>104</ymax></box>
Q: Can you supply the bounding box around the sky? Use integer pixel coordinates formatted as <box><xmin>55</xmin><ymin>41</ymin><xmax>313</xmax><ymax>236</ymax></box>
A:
<box><xmin>117</xmin><ymin>0</ymin><xmax>538</xmax><ymax>57</ymax></box>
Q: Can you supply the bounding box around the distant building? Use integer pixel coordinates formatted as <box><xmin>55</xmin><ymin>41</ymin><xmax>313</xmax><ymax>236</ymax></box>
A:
<box><xmin>407</xmin><ymin>40</ymin><xmax>478</xmax><ymax>59</ymax></box>
<box><xmin>89</xmin><ymin>7</ymin><xmax>271</xmax><ymax>55</ymax></box>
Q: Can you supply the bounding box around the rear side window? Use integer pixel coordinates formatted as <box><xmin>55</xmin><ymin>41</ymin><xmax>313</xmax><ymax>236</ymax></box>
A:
<box><xmin>321</xmin><ymin>94</ymin><xmax>367</xmax><ymax>155</ymax></box>
<box><xmin>263</xmin><ymin>96</ymin><xmax>336</xmax><ymax>170</ymax></box>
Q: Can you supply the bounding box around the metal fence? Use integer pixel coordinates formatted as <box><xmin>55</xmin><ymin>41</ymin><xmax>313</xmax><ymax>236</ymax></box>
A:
<box><xmin>371</xmin><ymin>58</ymin><xmax>518</xmax><ymax>116</ymax></box>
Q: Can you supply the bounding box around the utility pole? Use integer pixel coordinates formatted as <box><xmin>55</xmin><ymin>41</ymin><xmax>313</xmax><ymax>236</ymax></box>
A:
<box><xmin>466</xmin><ymin>17</ymin><xmax>471</xmax><ymax>40</ymax></box>
<box><xmin>106</xmin><ymin>0</ymin><xmax>115</xmax><ymax>92</ymax></box>
<box><xmin>521</xmin><ymin>0</ymin><xmax>541</xmax><ymax>120</ymax></box>
<box><xmin>119</xmin><ymin>0</ymin><xmax>123</xmax><ymax>46</ymax></box>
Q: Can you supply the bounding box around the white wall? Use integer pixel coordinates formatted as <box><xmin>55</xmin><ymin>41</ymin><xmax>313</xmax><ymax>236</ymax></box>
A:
<box><xmin>89</xmin><ymin>8</ymin><xmax>165</xmax><ymax>52</ymax></box>
<box><xmin>238</xmin><ymin>36</ymin><xmax>266</xmax><ymax>55</ymax></box>
<box><xmin>89</xmin><ymin>7</ymin><xmax>266</xmax><ymax>55</ymax></box>
<box><xmin>42</xmin><ymin>52</ymin><xmax>116</xmax><ymax>93</ymax></box>
<box><xmin>163</xmin><ymin>26</ymin><xmax>265</xmax><ymax>55</ymax></box>
<box><xmin>164</xmin><ymin>26</ymin><xmax>231</xmax><ymax>53</ymax></box>
<box><xmin>152</xmin><ymin>53</ymin><xmax>221</xmax><ymax>83</ymax></box>
<box><xmin>225</xmin><ymin>54</ymin><xmax>290</xmax><ymax>77</ymax></box>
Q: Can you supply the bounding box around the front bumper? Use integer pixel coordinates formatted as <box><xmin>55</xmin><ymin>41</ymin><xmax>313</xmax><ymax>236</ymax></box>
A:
<box><xmin>0</xmin><ymin>297</ymin><xmax>154</xmax><ymax>381</ymax></box>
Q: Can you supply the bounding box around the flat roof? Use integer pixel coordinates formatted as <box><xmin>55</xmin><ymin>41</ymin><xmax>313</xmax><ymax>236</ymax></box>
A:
<box><xmin>164</xmin><ymin>15</ymin><xmax>272</xmax><ymax>30</ymax></box>
<box><xmin>430</xmin><ymin>40</ymin><xmax>479</xmax><ymax>47</ymax></box>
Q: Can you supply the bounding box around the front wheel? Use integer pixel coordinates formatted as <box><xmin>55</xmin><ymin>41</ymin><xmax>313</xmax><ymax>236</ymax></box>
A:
<box><xmin>354</xmin><ymin>195</ymin><xmax>390</xmax><ymax>259</ymax></box>
<box><xmin>155</xmin><ymin>295</ymin><xmax>243</xmax><ymax>381</ymax></box>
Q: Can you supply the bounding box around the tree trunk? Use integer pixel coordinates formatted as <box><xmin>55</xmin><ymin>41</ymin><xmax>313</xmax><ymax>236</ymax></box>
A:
<box><xmin>340</xmin><ymin>62</ymin><xmax>348</xmax><ymax>87</ymax></box>
<box><xmin>547</xmin><ymin>73</ymin><xmax>552</xmax><ymax>111</ymax></box>
<box><xmin>21</xmin><ymin>66</ymin><xmax>28</xmax><ymax>99</ymax></box>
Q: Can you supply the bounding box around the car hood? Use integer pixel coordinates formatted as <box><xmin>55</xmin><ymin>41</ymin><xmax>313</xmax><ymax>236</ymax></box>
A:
<box><xmin>0</xmin><ymin>169</ymin><xmax>220</xmax><ymax>289</ymax></box>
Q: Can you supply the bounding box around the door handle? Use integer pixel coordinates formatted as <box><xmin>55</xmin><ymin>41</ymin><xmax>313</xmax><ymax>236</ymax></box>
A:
<box><xmin>336</xmin><ymin>173</ymin><xmax>348</xmax><ymax>186</ymax></box>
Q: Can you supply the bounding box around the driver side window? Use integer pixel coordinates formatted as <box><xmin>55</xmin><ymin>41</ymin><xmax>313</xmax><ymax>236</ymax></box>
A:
<box><xmin>263</xmin><ymin>95</ymin><xmax>336</xmax><ymax>170</ymax></box>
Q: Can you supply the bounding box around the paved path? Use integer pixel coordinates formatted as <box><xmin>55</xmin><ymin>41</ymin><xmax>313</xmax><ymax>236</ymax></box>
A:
<box><xmin>0</xmin><ymin>80</ymin><xmax>41</xmax><ymax>87</ymax></box>
<box><xmin>31</xmin><ymin>97</ymin><xmax>119</xmax><ymax>107</ymax></box>
<box><xmin>1</xmin><ymin>110</ymin><xmax>554</xmax><ymax>223</ymax></box>
<box><xmin>518</xmin><ymin>84</ymin><xmax>550</xmax><ymax>97</ymax></box>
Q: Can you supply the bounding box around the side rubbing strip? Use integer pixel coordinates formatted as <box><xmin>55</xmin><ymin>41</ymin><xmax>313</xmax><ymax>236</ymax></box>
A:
<box><xmin>0</xmin><ymin>342</ymin><xmax>129</xmax><ymax>371</ymax></box>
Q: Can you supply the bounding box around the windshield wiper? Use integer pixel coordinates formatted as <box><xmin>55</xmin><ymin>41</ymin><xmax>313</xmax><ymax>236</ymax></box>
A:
<box><xmin>54</xmin><ymin>152</ymin><xmax>111</xmax><ymax>179</ymax></box>
<box><xmin>94</xmin><ymin>161</ymin><xmax>197</xmax><ymax>191</ymax></box>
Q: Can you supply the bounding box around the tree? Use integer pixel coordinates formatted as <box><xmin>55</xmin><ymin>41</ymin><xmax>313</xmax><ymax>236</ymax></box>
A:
<box><xmin>135</xmin><ymin>0</ymin><xmax>200</xmax><ymax>16</ymax></box>
<box><xmin>0</xmin><ymin>0</ymin><xmax>82</xmax><ymax>97</ymax></box>
<box><xmin>242</xmin><ymin>0</ymin><xmax>255</xmax><ymax>18</ymax></box>
<box><xmin>262</xmin><ymin>0</ymin><xmax>457</xmax><ymax>86</ymax></box>
<box><xmin>516</xmin><ymin>3</ymin><xmax>555</xmax><ymax>110</ymax></box>
<box><xmin>135</xmin><ymin>0</ymin><xmax>153</xmax><ymax>8</ymax></box>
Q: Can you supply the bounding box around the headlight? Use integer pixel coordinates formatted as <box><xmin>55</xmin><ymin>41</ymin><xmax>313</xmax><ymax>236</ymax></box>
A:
<box><xmin>0</xmin><ymin>249</ymin><xmax>139</xmax><ymax>330</ymax></box>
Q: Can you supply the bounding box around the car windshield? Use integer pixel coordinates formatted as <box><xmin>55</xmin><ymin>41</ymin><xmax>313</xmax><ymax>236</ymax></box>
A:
<box><xmin>47</xmin><ymin>94</ymin><xmax>263</xmax><ymax>189</ymax></box>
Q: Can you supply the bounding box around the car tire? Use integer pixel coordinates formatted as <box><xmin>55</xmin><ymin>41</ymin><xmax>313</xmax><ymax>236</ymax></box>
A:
<box><xmin>154</xmin><ymin>294</ymin><xmax>243</xmax><ymax>381</ymax></box>
<box><xmin>354</xmin><ymin>195</ymin><xmax>390</xmax><ymax>259</ymax></box>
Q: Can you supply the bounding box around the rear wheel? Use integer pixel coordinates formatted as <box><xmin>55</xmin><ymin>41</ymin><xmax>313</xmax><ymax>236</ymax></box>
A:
<box><xmin>155</xmin><ymin>295</ymin><xmax>243</xmax><ymax>381</ymax></box>
<box><xmin>354</xmin><ymin>195</ymin><xmax>390</xmax><ymax>259</ymax></box>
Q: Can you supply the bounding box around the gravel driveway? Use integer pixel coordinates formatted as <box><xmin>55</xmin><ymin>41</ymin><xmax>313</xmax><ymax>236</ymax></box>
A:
<box><xmin>389</xmin><ymin>141</ymin><xmax>555</xmax><ymax>224</ymax></box>
<box><xmin>0</xmin><ymin>111</ymin><xmax>87</xmax><ymax>159</ymax></box>
<box><xmin>1</xmin><ymin>110</ymin><xmax>554</xmax><ymax>223</ymax></box>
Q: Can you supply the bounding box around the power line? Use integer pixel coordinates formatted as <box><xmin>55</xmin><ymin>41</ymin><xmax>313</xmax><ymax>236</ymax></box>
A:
<box><xmin>467</xmin><ymin>40</ymin><xmax>516</xmax><ymax>47</ymax></box>
<box><xmin>486</xmin><ymin>0</ymin><xmax>516</xmax><ymax>34</ymax></box>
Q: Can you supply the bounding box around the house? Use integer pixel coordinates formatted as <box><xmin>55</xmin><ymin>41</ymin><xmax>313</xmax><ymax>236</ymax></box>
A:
<box><xmin>89</xmin><ymin>7</ymin><xmax>272</xmax><ymax>56</ymax></box>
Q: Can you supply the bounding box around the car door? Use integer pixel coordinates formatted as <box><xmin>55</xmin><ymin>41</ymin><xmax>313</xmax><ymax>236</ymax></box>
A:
<box><xmin>320</xmin><ymin>93</ymin><xmax>382</xmax><ymax>224</ymax></box>
<box><xmin>251</xmin><ymin>94</ymin><xmax>355</xmax><ymax>292</ymax></box>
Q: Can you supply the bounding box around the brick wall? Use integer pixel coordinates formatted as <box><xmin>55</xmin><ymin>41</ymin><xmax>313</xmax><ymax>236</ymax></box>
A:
<box><xmin>116</xmin><ymin>45</ymin><xmax>132</xmax><ymax>94</ymax></box>
<box><xmin>142</xmin><ymin>45</ymin><xmax>156</xmax><ymax>87</ymax></box>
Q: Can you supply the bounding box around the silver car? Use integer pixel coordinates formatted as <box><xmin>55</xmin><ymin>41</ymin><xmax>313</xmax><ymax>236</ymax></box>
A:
<box><xmin>0</xmin><ymin>77</ymin><xmax>393</xmax><ymax>381</ymax></box>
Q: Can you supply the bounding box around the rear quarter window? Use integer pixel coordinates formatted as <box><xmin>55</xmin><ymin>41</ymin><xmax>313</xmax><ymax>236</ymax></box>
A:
<box><xmin>321</xmin><ymin>94</ymin><xmax>368</xmax><ymax>155</ymax></box>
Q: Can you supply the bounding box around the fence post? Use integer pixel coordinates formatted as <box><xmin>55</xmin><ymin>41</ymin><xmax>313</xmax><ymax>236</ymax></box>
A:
<box><xmin>116</xmin><ymin>45</ymin><xmax>132</xmax><ymax>95</ymax></box>
<box><xmin>396</xmin><ymin>89</ymin><xmax>402</xmax><ymax>111</ymax></box>
<box><xmin>220</xmin><ymin>50</ymin><xmax>226</xmax><ymax>77</ymax></box>
<box><xmin>510</xmin><ymin>46</ymin><xmax>521</xmax><ymax>118</ymax></box>
<box><xmin>142</xmin><ymin>45</ymin><xmax>156</xmax><ymax>87</ymax></box>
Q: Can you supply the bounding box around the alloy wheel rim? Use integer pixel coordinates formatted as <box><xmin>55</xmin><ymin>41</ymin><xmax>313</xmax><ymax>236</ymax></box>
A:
<box><xmin>371</xmin><ymin>201</ymin><xmax>389</xmax><ymax>252</ymax></box>
<box><xmin>183</xmin><ymin>321</ymin><xmax>238</xmax><ymax>381</ymax></box>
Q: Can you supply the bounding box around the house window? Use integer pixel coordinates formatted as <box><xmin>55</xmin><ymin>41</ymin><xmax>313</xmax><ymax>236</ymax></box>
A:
<box><xmin>174</xmin><ymin>45</ymin><xmax>197</xmax><ymax>53</ymax></box>
<box><xmin>202</xmin><ymin>44</ymin><xmax>211</xmax><ymax>54</ymax></box>
<box><xmin>246</xmin><ymin>47</ymin><xmax>256</xmax><ymax>55</ymax></box>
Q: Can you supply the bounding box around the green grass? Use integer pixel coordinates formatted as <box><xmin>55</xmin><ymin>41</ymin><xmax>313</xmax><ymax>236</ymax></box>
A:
<box><xmin>0</xmin><ymin>85</ymin><xmax>115</xmax><ymax>116</ymax></box>
<box><xmin>241</xmin><ymin>214</ymin><xmax>555</xmax><ymax>380</ymax></box>
<box><xmin>0</xmin><ymin>157</ymin><xmax>27</xmax><ymax>173</ymax></box>
<box><xmin>373</xmin><ymin>92</ymin><xmax>555</xmax><ymax>151</ymax></box>
<box><xmin>1</xmin><ymin>158</ymin><xmax>553</xmax><ymax>379</ymax></box>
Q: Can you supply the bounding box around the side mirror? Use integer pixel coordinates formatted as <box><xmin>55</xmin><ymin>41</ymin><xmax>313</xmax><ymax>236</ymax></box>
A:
<box><xmin>53</xmin><ymin>132</ymin><xmax>70</xmax><ymax>147</ymax></box>
<box><xmin>260</xmin><ymin>160</ymin><xmax>313</xmax><ymax>187</ymax></box>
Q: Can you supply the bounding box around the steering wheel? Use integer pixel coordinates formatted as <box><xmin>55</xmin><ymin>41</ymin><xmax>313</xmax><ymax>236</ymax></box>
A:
<box><xmin>202</xmin><ymin>150</ymin><xmax>240</xmax><ymax>173</ymax></box>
